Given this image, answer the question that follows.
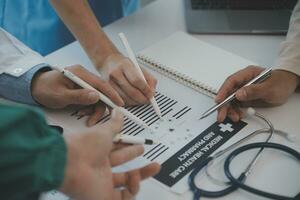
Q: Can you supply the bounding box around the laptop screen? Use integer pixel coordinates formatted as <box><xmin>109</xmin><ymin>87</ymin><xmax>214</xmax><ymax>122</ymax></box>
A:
<box><xmin>191</xmin><ymin>0</ymin><xmax>298</xmax><ymax>10</ymax></box>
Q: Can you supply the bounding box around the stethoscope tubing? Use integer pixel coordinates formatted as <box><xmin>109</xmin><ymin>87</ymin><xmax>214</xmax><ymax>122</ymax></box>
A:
<box><xmin>188</xmin><ymin>127</ymin><xmax>274</xmax><ymax>198</ymax></box>
<box><xmin>188</xmin><ymin>127</ymin><xmax>273</xmax><ymax>199</ymax></box>
<box><xmin>188</xmin><ymin>156</ymin><xmax>246</xmax><ymax>198</ymax></box>
<box><xmin>188</xmin><ymin>109</ymin><xmax>298</xmax><ymax>199</ymax></box>
<box><xmin>224</xmin><ymin>142</ymin><xmax>300</xmax><ymax>200</ymax></box>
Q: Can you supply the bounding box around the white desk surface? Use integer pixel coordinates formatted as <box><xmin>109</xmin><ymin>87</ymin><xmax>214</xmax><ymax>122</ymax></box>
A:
<box><xmin>46</xmin><ymin>0</ymin><xmax>300</xmax><ymax>199</ymax></box>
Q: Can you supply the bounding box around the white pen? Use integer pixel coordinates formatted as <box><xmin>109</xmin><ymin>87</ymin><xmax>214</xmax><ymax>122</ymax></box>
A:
<box><xmin>52</xmin><ymin>66</ymin><xmax>151</xmax><ymax>130</ymax></box>
<box><xmin>118</xmin><ymin>32</ymin><xmax>162</xmax><ymax>119</ymax></box>
<box><xmin>113</xmin><ymin>134</ymin><xmax>157</xmax><ymax>145</ymax></box>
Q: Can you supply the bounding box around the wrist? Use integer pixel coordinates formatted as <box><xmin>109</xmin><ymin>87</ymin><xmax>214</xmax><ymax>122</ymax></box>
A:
<box><xmin>31</xmin><ymin>68</ymin><xmax>52</xmax><ymax>105</ymax></box>
<box><xmin>93</xmin><ymin>51</ymin><xmax>122</xmax><ymax>70</ymax></box>
<box><xmin>79</xmin><ymin>31</ymin><xmax>120</xmax><ymax>70</ymax></box>
<box><xmin>275</xmin><ymin>69</ymin><xmax>300</xmax><ymax>88</ymax></box>
<box><xmin>95</xmin><ymin>52</ymin><xmax>125</xmax><ymax>71</ymax></box>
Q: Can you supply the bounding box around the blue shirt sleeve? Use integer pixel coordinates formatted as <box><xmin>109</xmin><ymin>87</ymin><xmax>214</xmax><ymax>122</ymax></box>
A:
<box><xmin>0</xmin><ymin>64</ymin><xmax>51</xmax><ymax>105</ymax></box>
<box><xmin>122</xmin><ymin>0</ymin><xmax>140</xmax><ymax>16</ymax></box>
<box><xmin>1</xmin><ymin>0</ymin><xmax>139</xmax><ymax>56</ymax></box>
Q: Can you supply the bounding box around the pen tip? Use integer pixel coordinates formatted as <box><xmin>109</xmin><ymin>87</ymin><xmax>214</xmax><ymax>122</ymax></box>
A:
<box><xmin>154</xmin><ymin>109</ymin><xmax>162</xmax><ymax>119</ymax></box>
<box><xmin>145</xmin><ymin>139</ymin><xmax>157</xmax><ymax>145</ymax></box>
<box><xmin>199</xmin><ymin>115</ymin><xmax>205</xmax><ymax>120</ymax></box>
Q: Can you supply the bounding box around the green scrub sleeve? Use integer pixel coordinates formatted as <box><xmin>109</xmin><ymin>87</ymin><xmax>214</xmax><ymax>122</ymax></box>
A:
<box><xmin>0</xmin><ymin>104</ymin><xmax>67</xmax><ymax>199</ymax></box>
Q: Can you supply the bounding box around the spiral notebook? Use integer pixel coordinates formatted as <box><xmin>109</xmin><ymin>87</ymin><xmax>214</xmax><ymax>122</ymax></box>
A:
<box><xmin>137</xmin><ymin>31</ymin><xmax>255</xmax><ymax>98</ymax></box>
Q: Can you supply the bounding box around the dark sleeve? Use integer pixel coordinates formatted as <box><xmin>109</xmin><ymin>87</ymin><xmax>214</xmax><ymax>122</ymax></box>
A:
<box><xmin>0</xmin><ymin>104</ymin><xmax>67</xmax><ymax>199</ymax></box>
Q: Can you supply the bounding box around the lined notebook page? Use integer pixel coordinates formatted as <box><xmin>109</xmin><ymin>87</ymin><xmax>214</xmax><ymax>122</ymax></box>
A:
<box><xmin>138</xmin><ymin>32</ymin><xmax>256</xmax><ymax>92</ymax></box>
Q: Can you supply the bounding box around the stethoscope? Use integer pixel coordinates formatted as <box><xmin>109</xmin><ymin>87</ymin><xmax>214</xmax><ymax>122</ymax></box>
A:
<box><xmin>188</xmin><ymin>108</ymin><xmax>300</xmax><ymax>200</ymax></box>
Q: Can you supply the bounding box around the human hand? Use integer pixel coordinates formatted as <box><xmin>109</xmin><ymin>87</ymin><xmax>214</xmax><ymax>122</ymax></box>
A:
<box><xmin>31</xmin><ymin>65</ymin><xmax>124</xmax><ymax>126</ymax></box>
<box><xmin>60</xmin><ymin>108</ymin><xmax>160</xmax><ymax>200</ymax></box>
<box><xmin>99</xmin><ymin>53</ymin><xmax>157</xmax><ymax>106</ymax></box>
<box><xmin>215</xmin><ymin>66</ymin><xmax>300</xmax><ymax>122</ymax></box>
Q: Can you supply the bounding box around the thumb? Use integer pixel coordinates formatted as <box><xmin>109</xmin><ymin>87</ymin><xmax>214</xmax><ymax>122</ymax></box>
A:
<box><xmin>65</xmin><ymin>89</ymin><xmax>100</xmax><ymax>105</ymax></box>
<box><xmin>235</xmin><ymin>84</ymin><xmax>265</xmax><ymax>102</ymax></box>
<box><xmin>102</xmin><ymin>108</ymin><xmax>124</xmax><ymax>138</ymax></box>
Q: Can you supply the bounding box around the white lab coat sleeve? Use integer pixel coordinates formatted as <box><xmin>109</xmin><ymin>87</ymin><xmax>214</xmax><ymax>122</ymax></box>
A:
<box><xmin>0</xmin><ymin>28</ymin><xmax>51</xmax><ymax>104</ymax></box>
<box><xmin>275</xmin><ymin>1</ymin><xmax>300</xmax><ymax>77</ymax></box>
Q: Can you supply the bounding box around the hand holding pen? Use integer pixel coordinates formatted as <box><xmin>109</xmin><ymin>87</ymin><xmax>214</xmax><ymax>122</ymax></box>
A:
<box><xmin>99</xmin><ymin>51</ymin><xmax>157</xmax><ymax>106</ymax></box>
<box><xmin>118</xmin><ymin>32</ymin><xmax>162</xmax><ymax>118</ymax></box>
<box><xmin>213</xmin><ymin>66</ymin><xmax>300</xmax><ymax>122</ymax></box>
<box><xmin>200</xmin><ymin>66</ymin><xmax>273</xmax><ymax>122</ymax></box>
<box><xmin>31</xmin><ymin>64</ymin><xmax>124</xmax><ymax>126</ymax></box>
<box><xmin>52</xmin><ymin>66</ymin><xmax>152</xmax><ymax>130</ymax></box>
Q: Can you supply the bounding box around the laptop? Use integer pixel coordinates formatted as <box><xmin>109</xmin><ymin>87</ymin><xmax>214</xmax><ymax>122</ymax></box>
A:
<box><xmin>184</xmin><ymin>0</ymin><xmax>298</xmax><ymax>34</ymax></box>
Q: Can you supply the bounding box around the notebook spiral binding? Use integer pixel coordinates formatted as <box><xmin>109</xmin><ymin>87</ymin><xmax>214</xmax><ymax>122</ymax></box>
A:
<box><xmin>137</xmin><ymin>54</ymin><xmax>217</xmax><ymax>98</ymax></box>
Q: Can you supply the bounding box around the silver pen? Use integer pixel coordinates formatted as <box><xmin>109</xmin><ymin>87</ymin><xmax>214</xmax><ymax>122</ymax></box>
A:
<box><xmin>199</xmin><ymin>67</ymin><xmax>273</xmax><ymax>120</ymax></box>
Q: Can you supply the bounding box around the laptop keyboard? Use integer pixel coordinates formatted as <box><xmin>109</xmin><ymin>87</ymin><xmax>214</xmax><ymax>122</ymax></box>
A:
<box><xmin>191</xmin><ymin>0</ymin><xmax>298</xmax><ymax>10</ymax></box>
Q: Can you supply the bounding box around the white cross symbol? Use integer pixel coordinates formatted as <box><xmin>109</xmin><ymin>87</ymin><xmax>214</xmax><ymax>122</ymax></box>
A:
<box><xmin>219</xmin><ymin>123</ymin><xmax>234</xmax><ymax>133</ymax></box>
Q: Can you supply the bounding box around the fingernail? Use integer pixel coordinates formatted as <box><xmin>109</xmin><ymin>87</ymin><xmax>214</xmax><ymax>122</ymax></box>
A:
<box><xmin>119</xmin><ymin>99</ymin><xmax>125</xmax><ymax>107</ymax></box>
<box><xmin>77</xmin><ymin>110</ymin><xmax>85</xmax><ymax>116</ymax></box>
<box><xmin>111</xmin><ymin>109</ymin><xmax>116</xmax><ymax>118</ymax></box>
<box><xmin>240</xmin><ymin>111</ymin><xmax>245</xmax><ymax>119</ymax></box>
<box><xmin>234</xmin><ymin>116</ymin><xmax>240</xmax><ymax>122</ymax></box>
<box><xmin>150</xmin><ymin>89</ymin><xmax>156</xmax><ymax>98</ymax></box>
<box><xmin>88</xmin><ymin>118</ymin><xmax>98</xmax><ymax>127</ymax></box>
<box><xmin>111</xmin><ymin>108</ymin><xmax>119</xmax><ymax>118</ymax></box>
<box><xmin>229</xmin><ymin>112</ymin><xmax>239</xmax><ymax>122</ymax></box>
<box><xmin>87</xmin><ymin>121</ymin><xmax>94</xmax><ymax>127</ymax></box>
<box><xmin>88</xmin><ymin>91</ymin><xmax>99</xmax><ymax>102</ymax></box>
<box><xmin>236</xmin><ymin>89</ymin><xmax>246</xmax><ymax>100</ymax></box>
<box><xmin>147</xmin><ymin>94</ymin><xmax>152</xmax><ymax>100</ymax></box>
<box><xmin>215</xmin><ymin>95</ymin><xmax>220</xmax><ymax>102</ymax></box>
